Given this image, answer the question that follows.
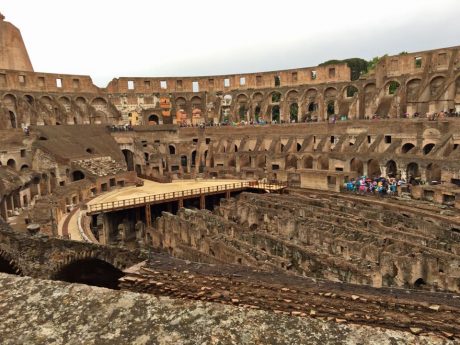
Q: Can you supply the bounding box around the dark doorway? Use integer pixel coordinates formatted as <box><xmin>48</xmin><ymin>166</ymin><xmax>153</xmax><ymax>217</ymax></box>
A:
<box><xmin>0</xmin><ymin>255</ymin><xmax>20</xmax><ymax>275</ymax></box>
<box><xmin>122</xmin><ymin>149</ymin><xmax>134</xmax><ymax>171</ymax></box>
<box><xmin>272</xmin><ymin>105</ymin><xmax>280</xmax><ymax>123</ymax></box>
<box><xmin>9</xmin><ymin>111</ymin><xmax>17</xmax><ymax>128</ymax></box>
<box><xmin>72</xmin><ymin>170</ymin><xmax>85</xmax><ymax>181</ymax></box>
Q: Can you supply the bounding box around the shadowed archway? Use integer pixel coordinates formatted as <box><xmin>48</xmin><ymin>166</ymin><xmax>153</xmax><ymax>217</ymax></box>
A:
<box><xmin>53</xmin><ymin>258</ymin><xmax>124</xmax><ymax>289</ymax></box>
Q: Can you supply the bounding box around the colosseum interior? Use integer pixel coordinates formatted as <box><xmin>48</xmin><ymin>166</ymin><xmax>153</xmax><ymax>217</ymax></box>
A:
<box><xmin>1</xmin><ymin>9</ymin><xmax>460</xmax><ymax>344</ymax></box>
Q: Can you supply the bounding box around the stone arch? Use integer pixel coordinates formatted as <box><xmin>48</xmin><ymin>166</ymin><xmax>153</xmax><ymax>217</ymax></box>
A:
<box><xmin>52</xmin><ymin>257</ymin><xmax>124</xmax><ymax>290</ymax></box>
<box><xmin>303</xmin><ymin>155</ymin><xmax>313</xmax><ymax>169</ymax></box>
<box><xmin>429</xmin><ymin>75</ymin><xmax>446</xmax><ymax>97</ymax></box>
<box><xmin>324</xmin><ymin>87</ymin><xmax>337</xmax><ymax>99</ymax></box>
<box><xmin>168</xmin><ymin>144</ymin><xmax>176</xmax><ymax>155</ymax></box>
<box><xmin>422</xmin><ymin>143</ymin><xmax>435</xmax><ymax>155</ymax></box>
<box><xmin>190</xmin><ymin>96</ymin><xmax>202</xmax><ymax>108</ymax></box>
<box><xmin>344</xmin><ymin>85</ymin><xmax>358</xmax><ymax>98</ymax></box>
<box><xmin>350</xmin><ymin>158</ymin><xmax>364</xmax><ymax>175</ymax></box>
<box><xmin>367</xmin><ymin>159</ymin><xmax>381</xmax><ymax>178</ymax></box>
<box><xmin>401</xmin><ymin>143</ymin><xmax>415</xmax><ymax>154</ymax></box>
<box><xmin>24</xmin><ymin>94</ymin><xmax>34</xmax><ymax>105</ymax></box>
<box><xmin>2</xmin><ymin>94</ymin><xmax>17</xmax><ymax>109</ymax></box>
<box><xmin>271</xmin><ymin>91</ymin><xmax>281</xmax><ymax>103</ymax></box>
<box><xmin>252</xmin><ymin>92</ymin><xmax>264</xmax><ymax>103</ymax></box>
<box><xmin>0</xmin><ymin>250</ymin><xmax>22</xmax><ymax>275</ymax></box>
<box><xmin>148</xmin><ymin>114</ymin><xmax>160</xmax><ymax>125</ymax></box>
<box><xmin>90</xmin><ymin>97</ymin><xmax>108</xmax><ymax>107</ymax></box>
<box><xmin>305</xmin><ymin>88</ymin><xmax>318</xmax><ymax>99</ymax></box>
<box><xmin>121</xmin><ymin>149</ymin><xmax>134</xmax><ymax>171</ymax></box>
<box><xmin>385</xmin><ymin>160</ymin><xmax>398</xmax><ymax>177</ymax></box>
<box><xmin>406</xmin><ymin>162</ymin><xmax>420</xmax><ymax>178</ymax></box>
<box><xmin>289</xmin><ymin>103</ymin><xmax>299</xmax><ymax>122</ymax></box>
<box><xmin>71</xmin><ymin>170</ymin><xmax>85</xmax><ymax>182</ymax></box>
<box><xmin>406</xmin><ymin>78</ymin><xmax>422</xmax><ymax>101</ymax></box>
<box><xmin>426</xmin><ymin>163</ymin><xmax>441</xmax><ymax>183</ymax></box>
<box><xmin>6</xmin><ymin>158</ymin><xmax>16</xmax><ymax>170</ymax></box>
<box><xmin>236</xmin><ymin>93</ymin><xmax>249</xmax><ymax>103</ymax></box>
<box><xmin>286</xmin><ymin>89</ymin><xmax>299</xmax><ymax>101</ymax></box>
<box><xmin>317</xmin><ymin>156</ymin><xmax>329</xmax><ymax>170</ymax></box>
<box><xmin>285</xmin><ymin>154</ymin><xmax>297</xmax><ymax>170</ymax></box>
<box><xmin>385</xmin><ymin>80</ymin><xmax>401</xmax><ymax>95</ymax></box>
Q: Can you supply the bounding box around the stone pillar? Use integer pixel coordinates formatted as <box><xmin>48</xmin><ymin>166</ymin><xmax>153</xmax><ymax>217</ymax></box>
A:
<box><xmin>13</xmin><ymin>190</ymin><xmax>21</xmax><ymax>210</ymax></box>
<box><xmin>100</xmin><ymin>213</ymin><xmax>112</xmax><ymax>245</ymax></box>
<box><xmin>145</xmin><ymin>204</ymin><xmax>152</xmax><ymax>228</ymax></box>
<box><xmin>200</xmin><ymin>195</ymin><xmax>206</xmax><ymax>209</ymax></box>
<box><xmin>0</xmin><ymin>197</ymin><xmax>7</xmax><ymax>220</ymax></box>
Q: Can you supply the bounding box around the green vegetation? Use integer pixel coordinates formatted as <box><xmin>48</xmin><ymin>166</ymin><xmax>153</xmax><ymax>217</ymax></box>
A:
<box><xmin>320</xmin><ymin>58</ymin><xmax>368</xmax><ymax>81</ymax></box>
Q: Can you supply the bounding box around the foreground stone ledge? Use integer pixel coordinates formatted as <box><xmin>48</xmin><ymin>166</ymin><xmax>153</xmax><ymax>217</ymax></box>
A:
<box><xmin>0</xmin><ymin>273</ymin><xmax>453</xmax><ymax>345</ymax></box>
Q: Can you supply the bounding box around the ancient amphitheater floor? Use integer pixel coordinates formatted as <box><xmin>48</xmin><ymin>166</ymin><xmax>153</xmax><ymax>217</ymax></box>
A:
<box><xmin>86</xmin><ymin>178</ymin><xmax>247</xmax><ymax>206</ymax></box>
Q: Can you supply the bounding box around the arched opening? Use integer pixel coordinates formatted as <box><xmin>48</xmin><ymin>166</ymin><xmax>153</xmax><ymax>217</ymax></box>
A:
<box><xmin>86</xmin><ymin>148</ymin><xmax>95</xmax><ymax>154</ymax></box>
<box><xmin>271</xmin><ymin>105</ymin><xmax>280</xmax><ymax>123</ymax></box>
<box><xmin>350</xmin><ymin>158</ymin><xmax>363</xmax><ymax>175</ymax></box>
<box><xmin>254</xmin><ymin>106</ymin><xmax>261</xmax><ymax>122</ymax></box>
<box><xmin>53</xmin><ymin>258</ymin><xmax>124</xmax><ymax>290</ymax></box>
<box><xmin>285</xmin><ymin>155</ymin><xmax>297</xmax><ymax>170</ymax></box>
<box><xmin>296</xmin><ymin>143</ymin><xmax>302</xmax><ymax>152</ymax></box>
<box><xmin>168</xmin><ymin>145</ymin><xmax>176</xmax><ymax>155</ymax></box>
<box><xmin>71</xmin><ymin>170</ymin><xmax>85</xmax><ymax>181</ymax></box>
<box><xmin>345</xmin><ymin>85</ymin><xmax>358</xmax><ymax>98</ymax></box>
<box><xmin>388</xmin><ymin>81</ymin><xmax>400</xmax><ymax>95</ymax></box>
<box><xmin>318</xmin><ymin>156</ymin><xmax>329</xmax><ymax>170</ymax></box>
<box><xmin>303</xmin><ymin>156</ymin><xmax>313</xmax><ymax>169</ymax></box>
<box><xmin>308</xmin><ymin>102</ymin><xmax>317</xmax><ymax>112</ymax></box>
<box><xmin>6</xmin><ymin>159</ymin><xmax>16</xmax><ymax>170</ymax></box>
<box><xmin>289</xmin><ymin>103</ymin><xmax>298</xmax><ymax>122</ymax></box>
<box><xmin>239</xmin><ymin>105</ymin><xmax>246</xmax><ymax>121</ymax></box>
<box><xmin>20</xmin><ymin>164</ymin><xmax>29</xmax><ymax>172</ymax></box>
<box><xmin>8</xmin><ymin>111</ymin><xmax>17</xmax><ymax>128</ymax></box>
<box><xmin>385</xmin><ymin>160</ymin><xmax>397</xmax><ymax>178</ymax></box>
<box><xmin>25</xmin><ymin>95</ymin><xmax>34</xmax><ymax>105</ymax></box>
<box><xmin>122</xmin><ymin>149</ymin><xmax>134</xmax><ymax>171</ymax></box>
<box><xmin>181</xmin><ymin>155</ymin><xmax>187</xmax><ymax>167</ymax></box>
<box><xmin>326</xmin><ymin>101</ymin><xmax>335</xmax><ymax>116</ymax></box>
<box><xmin>407</xmin><ymin>162</ymin><xmax>420</xmax><ymax>179</ymax></box>
<box><xmin>271</xmin><ymin>92</ymin><xmax>281</xmax><ymax>103</ymax></box>
<box><xmin>191</xmin><ymin>150</ymin><xmax>197</xmax><ymax>167</ymax></box>
<box><xmin>234</xmin><ymin>144</ymin><xmax>238</xmax><ymax>153</ymax></box>
<box><xmin>0</xmin><ymin>253</ymin><xmax>20</xmax><ymax>275</ymax></box>
<box><xmin>423</xmin><ymin>143</ymin><xmax>435</xmax><ymax>155</ymax></box>
<box><xmin>401</xmin><ymin>143</ymin><xmax>415</xmax><ymax>154</ymax></box>
<box><xmin>367</xmin><ymin>159</ymin><xmax>381</xmax><ymax>178</ymax></box>
<box><xmin>430</xmin><ymin>76</ymin><xmax>445</xmax><ymax>96</ymax></box>
<box><xmin>413</xmin><ymin>278</ymin><xmax>426</xmax><ymax>288</ymax></box>
<box><xmin>148</xmin><ymin>114</ymin><xmax>159</xmax><ymax>125</ymax></box>
<box><xmin>426</xmin><ymin>163</ymin><xmax>441</xmax><ymax>184</ymax></box>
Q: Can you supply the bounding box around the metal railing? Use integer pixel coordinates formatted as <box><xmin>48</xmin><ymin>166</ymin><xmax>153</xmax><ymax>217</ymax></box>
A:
<box><xmin>87</xmin><ymin>180</ymin><xmax>287</xmax><ymax>214</ymax></box>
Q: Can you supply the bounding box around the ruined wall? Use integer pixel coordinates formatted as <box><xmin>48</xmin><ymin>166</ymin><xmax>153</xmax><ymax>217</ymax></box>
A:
<box><xmin>0</xmin><ymin>14</ymin><xmax>33</xmax><ymax>72</ymax></box>
<box><xmin>0</xmin><ymin>221</ymin><xmax>147</xmax><ymax>278</ymax></box>
<box><xmin>149</xmin><ymin>192</ymin><xmax>460</xmax><ymax>292</ymax></box>
<box><xmin>0</xmin><ymin>45</ymin><xmax>458</xmax><ymax>128</ymax></box>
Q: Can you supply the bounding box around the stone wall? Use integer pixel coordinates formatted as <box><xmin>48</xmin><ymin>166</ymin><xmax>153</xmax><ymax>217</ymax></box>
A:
<box><xmin>0</xmin><ymin>273</ymin><xmax>452</xmax><ymax>345</ymax></box>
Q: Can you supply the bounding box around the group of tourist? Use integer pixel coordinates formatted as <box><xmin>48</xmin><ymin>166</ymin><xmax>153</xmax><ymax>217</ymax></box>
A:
<box><xmin>108</xmin><ymin>124</ymin><xmax>134</xmax><ymax>131</ymax></box>
<box><xmin>344</xmin><ymin>176</ymin><xmax>404</xmax><ymax>196</ymax></box>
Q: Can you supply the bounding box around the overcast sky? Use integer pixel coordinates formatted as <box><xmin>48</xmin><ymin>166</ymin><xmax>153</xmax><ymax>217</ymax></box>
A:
<box><xmin>3</xmin><ymin>0</ymin><xmax>460</xmax><ymax>87</ymax></box>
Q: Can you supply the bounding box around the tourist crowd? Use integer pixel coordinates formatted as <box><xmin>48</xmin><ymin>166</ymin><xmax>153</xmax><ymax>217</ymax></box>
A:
<box><xmin>344</xmin><ymin>176</ymin><xmax>404</xmax><ymax>196</ymax></box>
